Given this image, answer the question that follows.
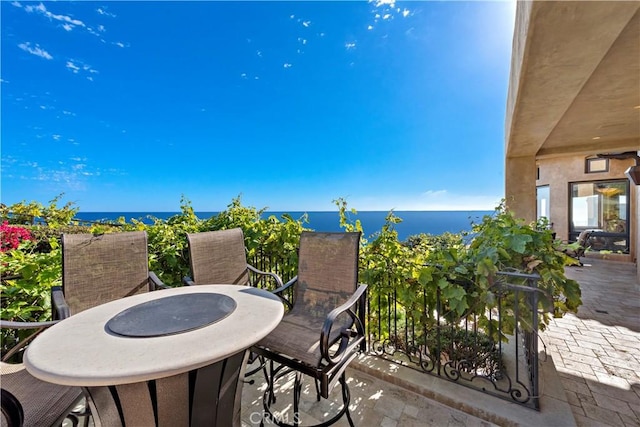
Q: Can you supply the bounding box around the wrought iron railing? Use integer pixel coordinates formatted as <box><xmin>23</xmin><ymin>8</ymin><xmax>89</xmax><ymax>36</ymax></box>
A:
<box><xmin>252</xmin><ymin>249</ymin><xmax>544</xmax><ymax>410</ymax></box>
<box><xmin>367</xmin><ymin>269</ymin><xmax>543</xmax><ymax>410</ymax></box>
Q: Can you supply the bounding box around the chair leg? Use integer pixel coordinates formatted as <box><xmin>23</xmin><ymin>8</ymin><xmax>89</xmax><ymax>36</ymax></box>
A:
<box><xmin>340</xmin><ymin>373</ymin><xmax>355</xmax><ymax>427</ymax></box>
<box><xmin>267</xmin><ymin>359</ymin><xmax>276</xmax><ymax>404</ymax></box>
<box><xmin>293</xmin><ymin>372</ymin><xmax>303</xmax><ymax>427</ymax></box>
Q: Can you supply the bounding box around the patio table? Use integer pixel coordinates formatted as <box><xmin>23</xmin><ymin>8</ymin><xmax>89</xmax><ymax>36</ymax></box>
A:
<box><xmin>23</xmin><ymin>284</ymin><xmax>284</xmax><ymax>427</ymax></box>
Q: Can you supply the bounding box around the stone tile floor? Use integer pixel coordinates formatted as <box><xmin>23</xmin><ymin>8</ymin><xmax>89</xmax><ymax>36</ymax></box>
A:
<box><xmin>540</xmin><ymin>258</ymin><xmax>640</xmax><ymax>427</ymax></box>
<box><xmin>239</xmin><ymin>366</ymin><xmax>496</xmax><ymax>427</ymax></box>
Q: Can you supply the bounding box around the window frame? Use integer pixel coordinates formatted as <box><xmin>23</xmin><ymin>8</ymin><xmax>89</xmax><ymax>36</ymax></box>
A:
<box><xmin>585</xmin><ymin>157</ymin><xmax>609</xmax><ymax>174</ymax></box>
<box><xmin>568</xmin><ymin>179</ymin><xmax>630</xmax><ymax>253</ymax></box>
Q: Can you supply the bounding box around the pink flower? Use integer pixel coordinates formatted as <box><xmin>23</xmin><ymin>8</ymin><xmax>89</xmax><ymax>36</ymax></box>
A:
<box><xmin>0</xmin><ymin>221</ymin><xmax>34</xmax><ymax>252</ymax></box>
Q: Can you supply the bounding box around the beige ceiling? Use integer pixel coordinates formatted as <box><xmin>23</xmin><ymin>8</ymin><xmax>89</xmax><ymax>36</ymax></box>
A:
<box><xmin>505</xmin><ymin>1</ymin><xmax>640</xmax><ymax>159</ymax></box>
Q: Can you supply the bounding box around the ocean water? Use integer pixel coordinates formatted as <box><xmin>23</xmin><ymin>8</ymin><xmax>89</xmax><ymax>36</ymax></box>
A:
<box><xmin>74</xmin><ymin>210</ymin><xmax>494</xmax><ymax>242</ymax></box>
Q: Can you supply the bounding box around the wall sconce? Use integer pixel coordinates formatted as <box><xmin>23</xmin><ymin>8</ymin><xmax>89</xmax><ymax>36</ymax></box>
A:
<box><xmin>597</xmin><ymin>151</ymin><xmax>640</xmax><ymax>185</ymax></box>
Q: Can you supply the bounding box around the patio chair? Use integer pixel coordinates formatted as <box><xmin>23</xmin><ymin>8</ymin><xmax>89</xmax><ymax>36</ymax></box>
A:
<box><xmin>1</xmin><ymin>320</ymin><xmax>86</xmax><ymax>427</ymax></box>
<box><xmin>53</xmin><ymin>231</ymin><xmax>168</xmax><ymax>319</ymax></box>
<box><xmin>252</xmin><ymin>231</ymin><xmax>367</xmax><ymax>427</ymax></box>
<box><xmin>562</xmin><ymin>229</ymin><xmax>593</xmax><ymax>266</ymax></box>
<box><xmin>183</xmin><ymin>228</ymin><xmax>284</xmax><ymax>290</ymax></box>
<box><xmin>183</xmin><ymin>228</ymin><xmax>284</xmax><ymax>381</ymax></box>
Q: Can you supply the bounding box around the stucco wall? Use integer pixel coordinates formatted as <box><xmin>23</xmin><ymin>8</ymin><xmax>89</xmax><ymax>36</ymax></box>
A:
<box><xmin>536</xmin><ymin>154</ymin><xmax>636</xmax><ymax>263</ymax></box>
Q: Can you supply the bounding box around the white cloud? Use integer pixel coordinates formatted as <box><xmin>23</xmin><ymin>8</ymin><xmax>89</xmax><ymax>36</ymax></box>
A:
<box><xmin>66</xmin><ymin>60</ymin><xmax>98</xmax><ymax>78</ymax></box>
<box><xmin>18</xmin><ymin>42</ymin><xmax>53</xmax><ymax>60</ymax></box>
<box><xmin>96</xmin><ymin>8</ymin><xmax>116</xmax><ymax>18</ymax></box>
<box><xmin>19</xmin><ymin>1</ymin><xmax>124</xmax><ymax>47</ymax></box>
<box><xmin>66</xmin><ymin>61</ymin><xmax>80</xmax><ymax>73</ymax></box>
<box><xmin>113</xmin><ymin>42</ymin><xmax>127</xmax><ymax>48</ymax></box>
<box><xmin>52</xmin><ymin>134</ymin><xmax>61</xmax><ymax>141</ymax></box>
<box><xmin>283</xmin><ymin>63</ymin><xmax>292</xmax><ymax>68</ymax></box>
<box><xmin>345</xmin><ymin>42</ymin><xmax>356</xmax><ymax>50</ymax></box>
<box><xmin>24</xmin><ymin>2</ymin><xmax>85</xmax><ymax>30</ymax></box>
<box><xmin>302</xmin><ymin>20</ymin><xmax>311</xmax><ymax>27</ymax></box>
<box><xmin>367</xmin><ymin>25</ymin><xmax>374</xmax><ymax>30</ymax></box>
<box><xmin>369</xmin><ymin>0</ymin><xmax>410</xmax><ymax>25</ymax></box>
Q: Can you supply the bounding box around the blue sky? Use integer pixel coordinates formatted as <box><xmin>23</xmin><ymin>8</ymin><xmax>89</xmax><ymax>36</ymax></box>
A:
<box><xmin>1</xmin><ymin>1</ymin><xmax>516</xmax><ymax>212</ymax></box>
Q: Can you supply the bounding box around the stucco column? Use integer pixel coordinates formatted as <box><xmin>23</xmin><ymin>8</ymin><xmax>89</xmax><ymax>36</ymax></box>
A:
<box><xmin>505</xmin><ymin>155</ymin><xmax>537</xmax><ymax>223</ymax></box>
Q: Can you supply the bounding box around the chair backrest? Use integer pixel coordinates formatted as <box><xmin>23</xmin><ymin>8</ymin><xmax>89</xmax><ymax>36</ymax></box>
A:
<box><xmin>62</xmin><ymin>231</ymin><xmax>150</xmax><ymax>315</ymax></box>
<box><xmin>291</xmin><ymin>231</ymin><xmax>360</xmax><ymax>319</ymax></box>
<box><xmin>186</xmin><ymin>228</ymin><xmax>250</xmax><ymax>285</ymax></box>
<box><xmin>576</xmin><ymin>229</ymin><xmax>592</xmax><ymax>247</ymax></box>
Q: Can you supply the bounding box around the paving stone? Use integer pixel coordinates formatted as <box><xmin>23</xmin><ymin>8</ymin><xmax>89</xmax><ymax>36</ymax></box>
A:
<box><xmin>576</xmin><ymin>339</ymin><xmax>605</xmax><ymax>352</ymax></box>
<box><xmin>582</xmin><ymin>401</ymin><xmax>624</xmax><ymax>426</ymax></box>
<box><xmin>560</xmin><ymin>376</ymin><xmax>592</xmax><ymax>396</ymax></box>
<box><xmin>380</xmin><ymin>417</ymin><xmax>397</xmax><ymax>427</ymax></box>
<box><xmin>573</xmin><ymin>412</ymin><xmax>608</xmax><ymax>427</ymax></box>
<box><xmin>544</xmin><ymin>259</ymin><xmax>640</xmax><ymax>427</ymax></box>
<box><xmin>619</xmin><ymin>412</ymin><xmax>640</xmax><ymax>427</ymax></box>
<box><xmin>372</xmin><ymin>394</ymin><xmax>405</xmax><ymax>420</ymax></box>
<box><xmin>562</xmin><ymin>351</ymin><xmax>605</xmax><ymax>367</ymax></box>
<box><xmin>591</xmin><ymin>391</ymin><xmax>638</xmax><ymax>417</ymax></box>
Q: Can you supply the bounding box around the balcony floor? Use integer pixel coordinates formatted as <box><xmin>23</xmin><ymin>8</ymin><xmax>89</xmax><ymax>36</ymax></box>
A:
<box><xmin>240</xmin><ymin>365</ymin><xmax>497</xmax><ymax>427</ymax></box>
<box><xmin>542</xmin><ymin>258</ymin><xmax>640</xmax><ymax>426</ymax></box>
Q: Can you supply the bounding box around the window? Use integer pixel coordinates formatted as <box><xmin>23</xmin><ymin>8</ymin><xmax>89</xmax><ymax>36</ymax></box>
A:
<box><xmin>585</xmin><ymin>157</ymin><xmax>609</xmax><ymax>173</ymax></box>
<box><xmin>536</xmin><ymin>185</ymin><xmax>550</xmax><ymax>221</ymax></box>
<box><xmin>569</xmin><ymin>180</ymin><xmax>629</xmax><ymax>253</ymax></box>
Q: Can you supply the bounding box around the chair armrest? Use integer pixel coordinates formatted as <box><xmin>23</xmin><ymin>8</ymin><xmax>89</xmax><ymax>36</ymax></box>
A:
<box><xmin>51</xmin><ymin>286</ymin><xmax>70</xmax><ymax>320</ymax></box>
<box><xmin>182</xmin><ymin>276</ymin><xmax>196</xmax><ymax>286</ymax></box>
<box><xmin>149</xmin><ymin>271</ymin><xmax>170</xmax><ymax>290</ymax></box>
<box><xmin>0</xmin><ymin>319</ymin><xmax>61</xmax><ymax>362</ymax></box>
<box><xmin>320</xmin><ymin>284</ymin><xmax>368</xmax><ymax>365</ymax></box>
<box><xmin>247</xmin><ymin>264</ymin><xmax>284</xmax><ymax>288</ymax></box>
<box><xmin>0</xmin><ymin>320</ymin><xmax>60</xmax><ymax>329</ymax></box>
<box><xmin>271</xmin><ymin>276</ymin><xmax>297</xmax><ymax>309</ymax></box>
